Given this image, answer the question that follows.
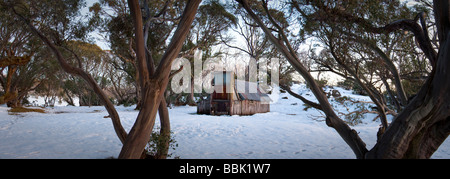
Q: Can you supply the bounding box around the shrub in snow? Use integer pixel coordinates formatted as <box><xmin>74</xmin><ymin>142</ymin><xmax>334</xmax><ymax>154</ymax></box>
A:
<box><xmin>145</xmin><ymin>127</ymin><xmax>179</xmax><ymax>159</ymax></box>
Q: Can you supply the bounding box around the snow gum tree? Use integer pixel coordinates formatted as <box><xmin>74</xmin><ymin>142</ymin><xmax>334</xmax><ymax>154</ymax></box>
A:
<box><xmin>7</xmin><ymin>0</ymin><xmax>201</xmax><ymax>159</ymax></box>
<box><xmin>4</xmin><ymin>0</ymin><xmax>448</xmax><ymax>159</ymax></box>
<box><xmin>237</xmin><ymin>0</ymin><xmax>449</xmax><ymax>158</ymax></box>
<box><xmin>118</xmin><ymin>0</ymin><xmax>201</xmax><ymax>159</ymax></box>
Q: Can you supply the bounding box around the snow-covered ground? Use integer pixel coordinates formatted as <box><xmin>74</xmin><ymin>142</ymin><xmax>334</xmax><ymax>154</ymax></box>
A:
<box><xmin>0</xmin><ymin>84</ymin><xmax>449</xmax><ymax>159</ymax></box>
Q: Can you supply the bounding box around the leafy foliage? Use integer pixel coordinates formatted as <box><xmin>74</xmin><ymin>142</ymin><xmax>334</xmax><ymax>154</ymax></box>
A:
<box><xmin>145</xmin><ymin>127</ymin><xmax>179</xmax><ymax>159</ymax></box>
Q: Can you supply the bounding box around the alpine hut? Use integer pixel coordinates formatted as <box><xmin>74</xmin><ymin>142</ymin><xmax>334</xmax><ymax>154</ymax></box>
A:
<box><xmin>197</xmin><ymin>71</ymin><xmax>271</xmax><ymax>115</ymax></box>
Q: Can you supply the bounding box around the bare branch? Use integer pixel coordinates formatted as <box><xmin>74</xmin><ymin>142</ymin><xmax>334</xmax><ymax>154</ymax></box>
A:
<box><xmin>11</xmin><ymin>4</ymin><xmax>128</xmax><ymax>144</ymax></box>
<box><xmin>312</xmin><ymin>3</ymin><xmax>438</xmax><ymax>67</ymax></box>
<box><xmin>279</xmin><ymin>84</ymin><xmax>323</xmax><ymax>111</ymax></box>
<box><xmin>236</xmin><ymin>0</ymin><xmax>368</xmax><ymax>159</ymax></box>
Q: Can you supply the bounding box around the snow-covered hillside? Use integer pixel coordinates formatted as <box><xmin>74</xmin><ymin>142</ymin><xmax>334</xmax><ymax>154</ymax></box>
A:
<box><xmin>1</xmin><ymin>84</ymin><xmax>449</xmax><ymax>159</ymax></box>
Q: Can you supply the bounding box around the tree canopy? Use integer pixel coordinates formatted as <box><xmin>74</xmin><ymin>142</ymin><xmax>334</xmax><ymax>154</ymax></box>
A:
<box><xmin>2</xmin><ymin>0</ymin><xmax>448</xmax><ymax>159</ymax></box>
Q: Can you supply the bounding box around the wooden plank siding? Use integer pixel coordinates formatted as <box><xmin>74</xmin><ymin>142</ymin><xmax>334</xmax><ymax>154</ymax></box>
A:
<box><xmin>198</xmin><ymin>99</ymin><xmax>270</xmax><ymax>116</ymax></box>
<box><xmin>230</xmin><ymin>100</ymin><xmax>270</xmax><ymax>115</ymax></box>
<box><xmin>197</xmin><ymin>71</ymin><xmax>270</xmax><ymax>116</ymax></box>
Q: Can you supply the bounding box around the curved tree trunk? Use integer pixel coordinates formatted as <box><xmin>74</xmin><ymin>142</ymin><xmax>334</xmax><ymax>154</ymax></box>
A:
<box><xmin>366</xmin><ymin>31</ymin><xmax>450</xmax><ymax>159</ymax></box>
<box><xmin>239</xmin><ymin>0</ymin><xmax>449</xmax><ymax>159</ymax></box>
<box><xmin>12</xmin><ymin>9</ymin><xmax>129</xmax><ymax>144</ymax></box>
<box><xmin>237</xmin><ymin>0</ymin><xmax>369</xmax><ymax>159</ymax></box>
<box><xmin>365</xmin><ymin>0</ymin><xmax>450</xmax><ymax>159</ymax></box>
<box><xmin>142</xmin><ymin>0</ymin><xmax>171</xmax><ymax>158</ymax></box>
<box><xmin>118</xmin><ymin>0</ymin><xmax>201</xmax><ymax>159</ymax></box>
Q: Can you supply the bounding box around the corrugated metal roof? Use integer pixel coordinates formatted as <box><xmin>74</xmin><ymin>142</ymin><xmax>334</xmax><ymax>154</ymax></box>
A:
<box><xmin>235</xmin><ymin>80</ymin><xmax>271</xmax><ymax>102</ymax></box>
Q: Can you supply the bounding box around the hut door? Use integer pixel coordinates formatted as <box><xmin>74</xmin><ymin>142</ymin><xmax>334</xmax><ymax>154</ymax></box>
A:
<box><xmin>217</xmin><ymin>101</ymin><xmax>227</xmax><ymax>112</ymax></box>
<box><xmin>212</xmin><ymin>72</ymin><xmax>231</xmax><ymax>100</ymax></box>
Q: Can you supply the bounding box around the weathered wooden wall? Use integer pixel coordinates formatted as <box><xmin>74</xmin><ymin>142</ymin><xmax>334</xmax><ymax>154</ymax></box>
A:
<box><xmin>230</xmin><ymin>100</ymin><xmax>270</xmax><ymax>115</ymax></box>
<box><xmin>198</xmin><ymin>99</ymin><xmax>270</xmax><ymax>116</ymax></box>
